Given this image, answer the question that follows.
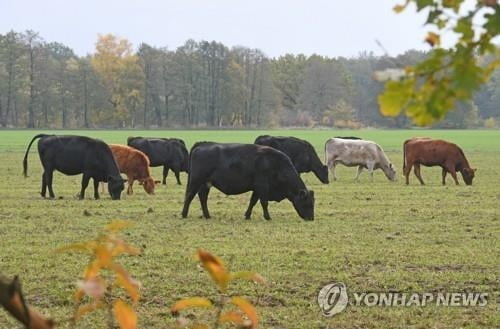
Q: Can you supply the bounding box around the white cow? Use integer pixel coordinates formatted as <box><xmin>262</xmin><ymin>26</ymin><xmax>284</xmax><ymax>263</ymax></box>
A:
<box><xmin>324</xmin><ymin>138</ymin><xmax>396</xmax><ymax>181</ymax></box>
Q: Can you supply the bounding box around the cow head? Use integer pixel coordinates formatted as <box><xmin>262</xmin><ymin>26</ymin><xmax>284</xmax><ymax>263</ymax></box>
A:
<box><xmin>383</xmin><ymin>163</ymin><xmax>397</xmax><ymax>181</ymax></box>
<box><xmin>461</xmin><ymin>168</ymin><xmax>476</xmax><ymax>185</ymax></box>
<box><xmin>315</xmin><ymin>165</ymin><xmax>329</xmax><ymax>184</ymax></box>
<box><xmin>108</xmin><ymin>175</ymin><xmax>125</xmax><ymax>200</ymax></box>
<box><xmin>291</xmin><ymin>189</ymin><xmax>315</xmax><ymax>220</ymax></box>
<box><xmin>139</xmin><ymin>177</ymin><xmax>160</xmax><ymax>195</ymax></box>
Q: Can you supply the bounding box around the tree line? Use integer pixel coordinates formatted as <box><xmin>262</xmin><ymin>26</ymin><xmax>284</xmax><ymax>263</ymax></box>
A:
<box><xmin>0</xmin><ymin>30</ymin><xmax>498</xmax><ymax>129</ymax></box>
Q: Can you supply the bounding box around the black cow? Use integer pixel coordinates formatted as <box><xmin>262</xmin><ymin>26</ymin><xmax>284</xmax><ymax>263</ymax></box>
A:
<box><xmin>127</xmin><ymin>137</ymin><xmax>189</xmax><ymax>185</ymax></box>
<box><xmin>181</xmin><ymin>142</ymin><xmax>315</xmax><ymax>220</ymax></box>
<box><xmin>254</xmin><ymin>135</ymin><xmax>329</xmax><ymax>184</ymax></box>
<box><xmin>23</xmin><ymin>134</ymin><xmax>124</xmax><ymax>200</ymax></box>
<box><xmin>334</xmin><ymin>136</ymin><xmax>362</xmax><ymax>140</ymax></box>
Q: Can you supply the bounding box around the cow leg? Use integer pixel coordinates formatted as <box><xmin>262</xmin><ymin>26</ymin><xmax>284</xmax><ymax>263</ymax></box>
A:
<box><xmin>182</xmin><ymin>179</ymin><xmax>204</xmax><ymax>218</ymax></box>
<box><xmin>93</xmin><ymin>178</ymin><xmax>100</xmax><ymax>200</ymax></box>
<box><xmin>413</xmin><ymin>164</ymin><xmax>425</xmax><ymax>185</ymax></box>
<box><xmin>330</xmin><ymin>163</ymin><xmax>338</xmax><ymax>181</ymax></box>
<box><xmin>367</xmin><ymin>162</ymin><xmax>375</xmax><ymax>182</ymax></box>
<box><xmin>449</xmin><ymin>168</ymin><xmax>460</xmax><ymax>185</ymax></box>
<box><xmin>45</xmin><ymin>170</ymin><xmax>55</xmax><ymax>199</ymax></box>
<box><xmin>197</xmin><ymin>185</ymin><xmax>211</xmax><ymax>219</ymax></box>
<box><xmin>162</xmin><ymin>166</ymin><xmax>169</xmax><ymax>185</ymax></box>
<box><xmin>354</xmin><ymin>166</ymin><xmax>363</xmax><ymax>181</ymax></box>
<box><xmin>244</xmin><ymin>192</ymin><xmax>259</xmax><ymax>219</ymax></box>
<box><xmin>254</xmin><ymin>177</ymin><xmax>271</xmax><ymax>220</ymax></box>
<box><xmin>127</xmin><ymin>176</ymin><xmax>134</xmax><ymax>195</ymax></box>
<box><xmin>79</xmin><ymin>174</ymin><xmax>91</xmax><ymax>200</ymax></box>
<box><xmin>404</xmin><ymin>163</ymin><xmax>413</xmax><ymax>185</ymax></box>
<box><xmin>442</xmin><ymin>168</ymin><xmax>447</xmax><ymax>185</ymax></box>
<box><xmin>174</xmin><ymin>170</ymin><xmax>182</xmax><ymax>185</ymax></box>
<box><xmin>260</xmin><ymin>199</ymin><xmax>271</xmax><ymax>220</ymax></box>
<box><xmin>41</xmin><ymin>172</ymin><xmax>47</xmax><ymax>198</ymax></box>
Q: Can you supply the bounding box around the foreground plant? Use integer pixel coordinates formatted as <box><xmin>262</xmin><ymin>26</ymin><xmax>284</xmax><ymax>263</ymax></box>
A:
<box><xmin>171</xmin><ymin>250</ymin><xmax>266</xmax><ymax>329</ymax></box>
<box><xmin>57</xmin><ymin>220</ymin><xmax>141</xmax><ymax>329</ymax></box>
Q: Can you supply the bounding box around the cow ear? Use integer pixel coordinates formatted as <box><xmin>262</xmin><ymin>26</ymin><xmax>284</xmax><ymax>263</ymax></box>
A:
<box><xmin>154</xmin><ymin>180</ymin><xmax>161</xmax><ymax>185</ymax></box>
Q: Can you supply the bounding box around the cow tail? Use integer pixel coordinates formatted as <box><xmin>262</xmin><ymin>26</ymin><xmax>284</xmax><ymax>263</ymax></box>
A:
<box><xmin>402</xmin><ymin>140</ymin><xmax>408</xmax><ymax>173</ymax></box>
<box><xmin>23</xmin><ymin>134</ymin><xmax>49</xmax><ymax>177</ymax></box>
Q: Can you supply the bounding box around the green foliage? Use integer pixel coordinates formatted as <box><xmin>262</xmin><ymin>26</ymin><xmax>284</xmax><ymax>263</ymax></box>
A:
<box><xmin>378</xmin><ymin>0</ymin><xmax>500</xmax><ymax>125</ymax></box>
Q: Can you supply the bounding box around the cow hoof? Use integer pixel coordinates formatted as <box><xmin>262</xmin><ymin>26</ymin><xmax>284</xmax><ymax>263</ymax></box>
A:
<box><xmin>264</xmin><ymin>216</ymin><xmax>271</xmax><ymax>221</ymax></box>
<box><xmin>244</xmin><ymin>214</ymin><xmax>251</xmax><ymax>220</ymax></box>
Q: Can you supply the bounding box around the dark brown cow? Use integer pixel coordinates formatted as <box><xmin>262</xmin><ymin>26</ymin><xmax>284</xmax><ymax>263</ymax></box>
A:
<box><xmin>110</xmin><ymin>144</ymin><xmax>159</xmax><ymax>195</ymax></box>
<box><xmin>403</xmin><ymin>137</ymin><xmax>476</xmax><ymax>185</ymax></box>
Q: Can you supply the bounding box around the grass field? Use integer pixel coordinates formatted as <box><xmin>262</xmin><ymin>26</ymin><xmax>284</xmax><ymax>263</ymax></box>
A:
<box><xmin>0</xmin><ymin>129</ymin><xmax>498</xmax><ymax>329</ymax></box>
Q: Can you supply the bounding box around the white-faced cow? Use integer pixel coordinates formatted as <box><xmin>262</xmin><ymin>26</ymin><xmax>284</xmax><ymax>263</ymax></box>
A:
<box><xmin>254</xmin><ymin>135</ymin><xmax>329</xmax><ymax>184</ymax></box>
<box><xmin>181</xmin><ymin>142</ymin><xmax>315</xmax><ymax>220</ymax></box>
<box><xmin>403</xmin><ymin>137</ymin><xmax>476</xmax><ymax>185</ymax></box>
<box><xmin>325</xmin><ymin>138</ymin><xmax>396</xmax><ymax>181</ymax></box>
<box><xmin>23</xmin><ymin>134</ymin><xmax>125</xmax><ymax>200</ymax></box>
<box><xmin>127</xmin><ymin>137</ymin><xmax>189</xmax><ymax>185</ymax></box>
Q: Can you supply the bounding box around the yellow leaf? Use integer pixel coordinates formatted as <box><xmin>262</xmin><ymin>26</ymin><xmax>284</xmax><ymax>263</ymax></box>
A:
<box><xmin>231</xmin><ymin>297</ymin><xmax>259</xmax><ymax>329</ymax></box>
<box><xmin>113</xmin><ymin>300</ymin><xmax>137</xmax><ymax>329</ymax></box>
<box><xmin>110</xmin><ymin>237</ymin><xmax>141</xmax><ymax>257</ymax></box>
<box><xmin>74</xmin><ymin>302</ymin><xmax>103</xmax><ymax>320</ymax></box>
<box><xmin>219</xmin><ymin>311</ymin><xmax>244</xmax><ymax>325</ymax></box>
<box><xmin>425</xmin><ymin>32</ymin><xmax>440</xmax><ymax>47</ymax></box>
<box><xmin>230</xmin><ymin>271</ymin><xmax>266</xmax><ymax>284</ymax></box>
<box><xmin>171</xmin><ymin>297</ymin><xmax>213</xmax><ymax>314</ymax></box>
<box><xmin>190</xmin><ymin>324</ymin><xmax>211</xmax><ymax>329</ymax></box>
<box><xmin>393</xmin><ymin>4</ymin><xmax>406</xmax><ymax>13</ymax></box>
<box><xmin>84</xmin><ymin>259</ymin><xmax>102</xmax><ymax>279</ymax></box>
<box><xmin>95</xmin><ymin>244</ymin><xmax>112</xmax><ymax>266</ymax></box>
<box><xmin>115</xmin><ymin>270</ymin><xmax>141</xmax><ymax>303</ymax></box>
<box><xmin>105</xmin><ymin>220</ymin><xmax>133</xmax><ymax>232</ymax></box>
<box><xmin>196</xmin><ymin>250</ymin><xmax>230</xmax><ymax>292</ymax></box>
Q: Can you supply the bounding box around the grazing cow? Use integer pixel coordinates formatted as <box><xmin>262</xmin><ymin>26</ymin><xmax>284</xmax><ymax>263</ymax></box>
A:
<box><xmin>182</xmin><ymin>142</ymin><xmax>315</xmax><ymax>220</ymax></box>
<box><xmin>127</xmin><ymin>137</ymin><xmax>189</xmax><ymax>185</ymax></box>
<box><xmin>254</xmin><ymin>135</ymin><xmax>329</xmax><ymax>184</ymax></box>
<box><xmin>325</xmin><ymin>138</ymin><xmax>396</xmax><ymax>181</ymax></box>
<box><xmin>334</xmin><ymin>136</ymin><xmax>362</xmax><ymax>140</ymax></box>
<box><xmin>403</xmin><ymin>137</ymin><xmax>476</xmax><ymax>185</ymax></box>
<box><xmin>109</xmin><ymin>144</ymin><xmax>160</xmax><ymax>195</ymax></box>
<box><xmin>23</xmin><ymin>134</ymin><xmax>124</xmax><ymax>200</ymax></box>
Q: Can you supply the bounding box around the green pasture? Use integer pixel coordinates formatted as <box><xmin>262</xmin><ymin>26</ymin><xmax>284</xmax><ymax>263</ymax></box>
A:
<box><xmin>0</xmin><ymin>129</ymin><xmax>498</xmax><ymax>329</ymax></box>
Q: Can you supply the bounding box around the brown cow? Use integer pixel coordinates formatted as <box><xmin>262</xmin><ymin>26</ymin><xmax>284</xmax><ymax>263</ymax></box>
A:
<box><xmin>403</xmin><ymin>137</ymin><xmax>476</xmax><ymax>185</ymax></box>
<box><xmin>109</xmin><ymin>144</ymin><xmax>159</xmax><ymax>194</ymax></box>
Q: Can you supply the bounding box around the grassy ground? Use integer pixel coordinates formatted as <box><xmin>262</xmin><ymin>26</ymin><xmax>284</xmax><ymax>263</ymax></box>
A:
<box><xmin>0</xmin><ymin>129</ymin><xmax>498</xmax><ymax>329</ymax></box>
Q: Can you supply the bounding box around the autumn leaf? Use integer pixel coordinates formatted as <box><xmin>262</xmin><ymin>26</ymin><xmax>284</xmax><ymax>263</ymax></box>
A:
<box><xmin>196</xmin><ymin>250</ymin><xmax>230</xmax><ymax>292</ymax></box>
<box><xmin>74</xmin><ymin>302</ymin><xmax>103</xmax><ymax>320</ymax></box>
<box><xmin>231</xmin><ymin>297</ymin><xmax>258</xmax><ymax>329</ymax></box>
<box><xmin>115</xmin><ymin>270</ymin><xmax>140</xmax><ymax>303</ymax></box>
<box><xmin>378</xmin><ymin>79</ymin><xmax>414</xmax><ymax>117</ymax></box>
<box><xmin>425</xmin><ymin>32</ymin><xmax>440</xmax><ymax>47</ymax></box>
<box><xmin>113</xmin><ymin>300</ymin><xmax>137</xmax><ymax>329</ymax></box>
<box><xmin>219</xmin><ymin>311</ymin><xmax>245</xmax><ymax>325</ymax></box>
<box><xmin>171</xmin><ymin>297</ymin><xmax>213</xmax><ymax>315</ymax></box>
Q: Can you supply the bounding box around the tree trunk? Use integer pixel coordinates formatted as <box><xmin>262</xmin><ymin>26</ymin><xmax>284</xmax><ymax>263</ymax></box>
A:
<box><xmin>27</xmin><ymin>46</ymin><xmax>36</xmax><ymax>128</ymax></box>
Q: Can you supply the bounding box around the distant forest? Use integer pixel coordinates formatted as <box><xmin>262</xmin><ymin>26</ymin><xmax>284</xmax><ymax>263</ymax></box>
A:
<box><xmin>0</xmin><ymin>30</ymin><xmax>499</xmax><ymax>129</ymax></box>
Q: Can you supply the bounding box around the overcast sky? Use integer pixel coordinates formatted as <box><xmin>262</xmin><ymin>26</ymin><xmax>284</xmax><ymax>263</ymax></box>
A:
<box><xmin>1</xmin><ymin>0</ymin><xmax>434</xmax><ymax>58</ymax></box>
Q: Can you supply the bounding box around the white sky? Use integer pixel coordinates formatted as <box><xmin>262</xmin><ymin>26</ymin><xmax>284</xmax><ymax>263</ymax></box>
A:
<box><xmin>0</xmin><ymin>0</ymin><xmax>435</xmax><ymax>58</ymax></box>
